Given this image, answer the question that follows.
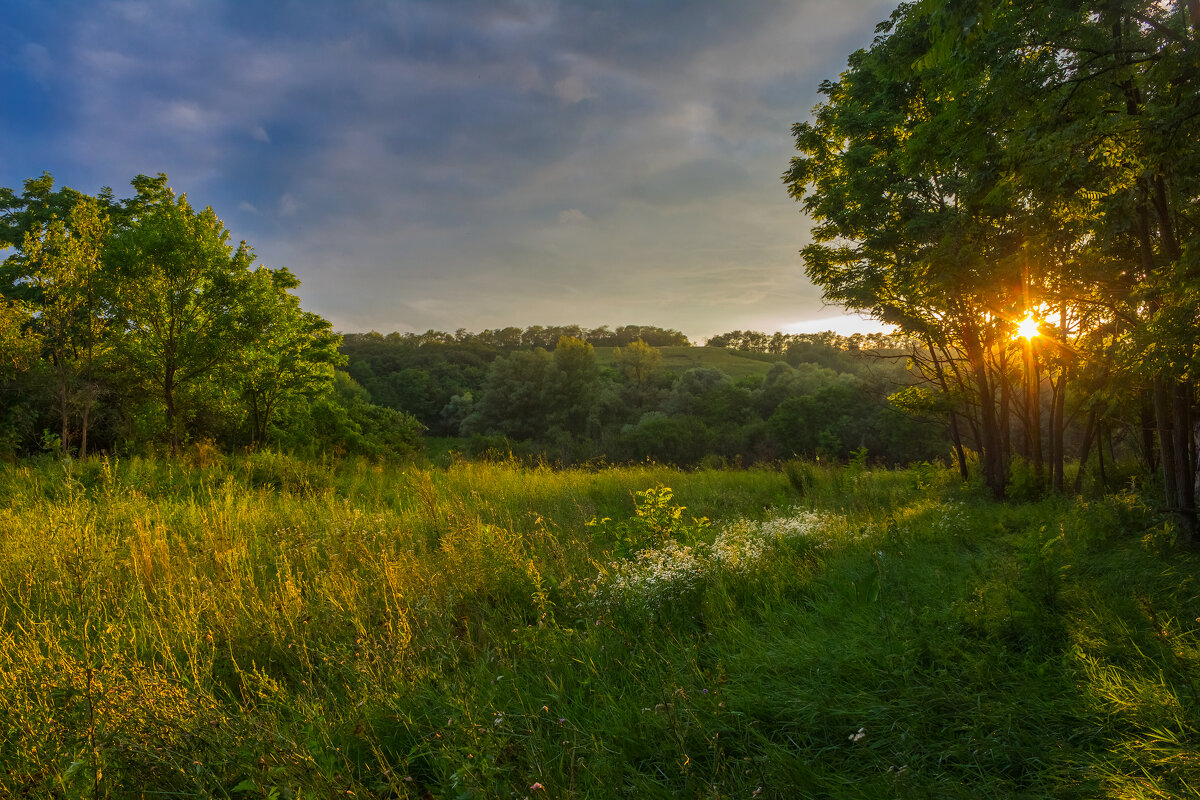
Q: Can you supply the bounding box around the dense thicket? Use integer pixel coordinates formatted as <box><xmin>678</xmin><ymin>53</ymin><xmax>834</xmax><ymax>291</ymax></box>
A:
<box><xmin>0</xmin><ymin>173</ymin><xmax>422</xmax><ymax>458</ymax></box>
<box><xmin>786</xmin><ymin>0</ymin><xmax>1200</xmax><ymax>526</ymax></box>
<box><xmin>342</xmin><ymin>329</ymin><xmax>951</xmax><ymax>466</ymax></box>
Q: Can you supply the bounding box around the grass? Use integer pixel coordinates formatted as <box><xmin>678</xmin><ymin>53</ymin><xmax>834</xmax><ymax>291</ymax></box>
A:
<box><xmin>593</xmin><ymin>346</ymin><xmax>784</xmax><ymax>380</ymax></box>
<box><xmin>1</xmin><ymin>453</ymin><xmax>1198</xmax><ymax>798</ymax></box>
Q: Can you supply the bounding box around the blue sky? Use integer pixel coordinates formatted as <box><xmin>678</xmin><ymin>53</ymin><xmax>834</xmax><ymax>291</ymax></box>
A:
<box><xmin>2</xmin><ymin>0</ymin><xmax>897</xmax><ymax>341</ymax></box>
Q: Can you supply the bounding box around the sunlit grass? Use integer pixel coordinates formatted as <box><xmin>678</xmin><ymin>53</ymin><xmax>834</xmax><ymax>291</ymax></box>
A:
<box><xmin>1</xmin><ymin>454</ymin><xmax>1197</xmax><ymax>797</ymax></box>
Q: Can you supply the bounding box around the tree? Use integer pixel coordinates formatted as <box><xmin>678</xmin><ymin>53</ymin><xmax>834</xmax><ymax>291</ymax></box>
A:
<box><xmin>461</xmin><ymin>349</ymin><xmax>554</xmax><ymax>440</ymax></box>
<box><xmin>785</xmin><ymin>4</ymin><xmax>1033</xmax><ymax>494</ymax></box>
<box><xmin>21</xmin><ymin>198</ymin><xmax>110</xmax><ymax>455</ymax></box>
<box><xmin>106</xmin><ymin>179</ymin><xmax>259</xmax><ymax>454</ymax></box>
<box><xmin>546</xmin><ymin>335</ymin><xmax>601</xmax><ymax>435</ymax></box>
<box><xmin>786</xmin><ymin>0</ymin><xmax>1200</xmax><ymax>506</ymax></box>
<box><xmin>236</xmin><ymin>265</ymin><xmax>343</xmax><ymax>445</ymax></box>
<box><xmin>614</xmin><ymin>338</ymin><xmax>662</xmax><ymax>390</ymax></box>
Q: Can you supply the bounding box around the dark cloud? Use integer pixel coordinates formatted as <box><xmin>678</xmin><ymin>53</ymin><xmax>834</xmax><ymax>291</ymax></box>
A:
<box><xmin>3</xmin><ymin>0</ymin><xmax>898</xmax><ymax>339</ymax></box>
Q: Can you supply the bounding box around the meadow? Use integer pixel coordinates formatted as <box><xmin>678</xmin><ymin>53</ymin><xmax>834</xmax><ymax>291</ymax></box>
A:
<box><xmin>1</xmin><ymin>453</ymin><xmax>1198</xmax><ymax>799</ymax></box>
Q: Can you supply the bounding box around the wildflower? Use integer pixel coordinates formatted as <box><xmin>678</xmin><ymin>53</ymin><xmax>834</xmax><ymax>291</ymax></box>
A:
<box><xmin>530</xmin><ymin>782</ymin><xmax>544</xmax><ymax>791</ymax></box>
<box><xmin>849</xmin><ymin>727</ymin><xmax>866</xmax><ymax>743</ymax></box>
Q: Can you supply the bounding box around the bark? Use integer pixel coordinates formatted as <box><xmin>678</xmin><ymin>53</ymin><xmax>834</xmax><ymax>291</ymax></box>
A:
<box><xmin>1050</xmin><ymin>370</ymin><xmax>1067</xmax><ymax>493</ymax></box>
<box><xmin>1098</xmin><ymin>421</ymin><xmax>1109</xmax><ymax>489</ymax></box>
<box><xmin>1172</xmin><ymin>380</ymin><xmax>1196</xmax><ymax>541</ymax></box>
<box><xmin>1074</xmin><ymin>409</ymin><xmax>1099</xmax><ymax>495</ymax></box>
<box><xmin>928</xmin><ymin>343</ymin><xmax>969</xmax><ymax>480</ymax></box>
<box><xmin>1142</xmin><ymin>398</ymin><xmax>1159</xmax><ymax>473</ymax></box>
<box><xmin>1154</xmin><ymin>376</ymin><xmax>1180</xmax><ymax>513</ymax></box>
<box><xmin>165</xmin><ymin>368</ymin><xmax>179</xmax><ymax>456</ymax></box>
<box><xmin>1025</xmin><ymin>339</ymin><xmax>1043</xmax><ymax>485</ymax></box>
<box><xmin>964</xmin><ymin>323</ymin><xmax>1006</xmax><ymax>496</ymax></box>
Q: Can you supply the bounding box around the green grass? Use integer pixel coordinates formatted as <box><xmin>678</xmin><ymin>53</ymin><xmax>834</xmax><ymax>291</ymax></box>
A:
<box><xmin>594</xmin><ymin>346</ymin><xmax>784</xmax><ymax>380</ymax></box>
<box><xmin>1</xmin><ymin>454</ymin><xmax>1198</xmax><ymax>798</ymax></box>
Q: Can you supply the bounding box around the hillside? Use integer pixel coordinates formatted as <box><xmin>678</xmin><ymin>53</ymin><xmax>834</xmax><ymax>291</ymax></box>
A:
<box><xmin>594</xmin><ymin>345</ymin><xmax>785</xmax><ymax>381</ymax></box>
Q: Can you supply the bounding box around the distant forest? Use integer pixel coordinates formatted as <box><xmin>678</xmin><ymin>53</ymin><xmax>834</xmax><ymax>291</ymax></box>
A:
<box><xmin>341</xmin><ymin>327</ymin><xmax>946</xmax><ymax>466</ymax></box>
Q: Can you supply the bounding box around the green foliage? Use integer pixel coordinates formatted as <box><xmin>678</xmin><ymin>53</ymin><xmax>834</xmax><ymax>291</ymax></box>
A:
<box><xmin>0</xmin><ymin>173</ymin><xmax>399</xmax><ymax>459</ymax></box>
<box><xmin>2</xmin><ymin>457</ymin><xmax>1197</xmax><ymax>797</ymax></box>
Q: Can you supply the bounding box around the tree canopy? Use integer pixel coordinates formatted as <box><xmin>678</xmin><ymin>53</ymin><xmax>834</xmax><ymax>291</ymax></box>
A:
<box><xmin>0</xmin><ymin>173</ymin><xmax>417</xmax><ymax>459</ymax></box>
<box><xmin>786</xmin><ymin>0</ymin><xmax>1200</xmax><ymax>524</ymax></box>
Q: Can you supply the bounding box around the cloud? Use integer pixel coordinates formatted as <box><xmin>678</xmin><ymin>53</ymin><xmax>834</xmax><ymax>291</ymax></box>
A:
<box><xmin>556</xmin><ymin>208</ymin><xmax>590</xmax><ymax>225</ymax></box>
<box><xmin>554</xmin><ymin>74</ymin><xmax>593</xmax><ymax>104</ymax></box>
<box><xmin>2</xmin><ymin>0</ymin><xmax>901</xmax><ymax>340</ymax></box>
<box><xmin>279</xmin><ymin>193</ymin><xmax>300</xmax><ymax>217</ymax></box>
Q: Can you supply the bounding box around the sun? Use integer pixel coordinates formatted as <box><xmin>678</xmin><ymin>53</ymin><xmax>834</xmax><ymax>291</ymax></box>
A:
<box><xmin>1015</xmin><ymin>315</ymin><xmax>1040</xmax><ymax>340</ymax></box>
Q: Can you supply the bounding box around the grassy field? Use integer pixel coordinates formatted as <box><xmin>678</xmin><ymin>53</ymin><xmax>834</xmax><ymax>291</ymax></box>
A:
<box><xmin>593</xmin><ymin>346</ymin><xmax>783</xmax><ymax>380</ymax></box>
<box><xmin>1</xmin><ymin>454</ymin><xmax>1199</xmax><ymax>798</ymax></box>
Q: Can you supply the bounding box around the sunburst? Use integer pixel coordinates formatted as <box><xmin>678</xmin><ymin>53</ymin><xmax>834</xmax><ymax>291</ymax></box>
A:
<box><xmin>1015</xmin><ymin>315</ymin><xmax>1040</xmax><ymax>340</ymax></box>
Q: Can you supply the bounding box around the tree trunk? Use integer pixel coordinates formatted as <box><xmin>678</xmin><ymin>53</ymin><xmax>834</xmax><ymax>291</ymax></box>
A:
<box><xmin>1050</xmin><ymin>370</ymin><xmax>1067</xmax><ymax>493</ymax></box>
<box><xmin>1098</xmin><ymin>421</ymin><xmax>1109</xmax><ymax>490</ymax></box>
<box><xmin>1154</xmin><ymin>376</ymin><xmax>1180</xmax><ymax>512</ymax></box>
<box><xmin>927</xmin><ymin>343</ymin><xmax>969</xmax><ymax>481</ymax></box>
<box><xmin>1142</xmin><ymin>398</ymin><xmax>1159</xmax><ymax>473</ymax></box>
<box><xmin>59</xmin><ymin>375</ymin><xmax>70</xmax><ymax>456</ymax></box>
<box><xmin>1172</xmin><ymin>380</ymin><xmax>1196</xmax><ymax>542</ymax></box>
<box><xmin>964</xmin><ymin>324</ymin><xmax>1006</xmax><ymax>497</ymax></box>
<box><xmin>80</xmin><ymin>388</ymin><xmax>91</xmax><ymax>459</ymax></box>
<box><xmin>1074</xmin><ymin>409</ymin><xmax>1099</xmax><ymax>495</ymax></box>
<box><xmin>165</xmin><ymin>368</ymin><xmax>179</xmax><ymax>457</ymax></box>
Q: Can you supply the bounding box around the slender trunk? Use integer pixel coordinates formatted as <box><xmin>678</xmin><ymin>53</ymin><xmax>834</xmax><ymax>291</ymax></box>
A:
<box><xmin>1141</xmin><ymin>399</ymin><xmax>1159</xmax><ymax>473</ymax></box>
<box><xmin>1098</xmin><ymin>421</ymin><xmax>1109</xmax><ymax>489</ymax></box>
<box><xmin>1074</xmin><ymin>409</ymin><xmax>1099</xmax><ymax>495</ymax></box>
<box><xmin>165</xmin><ymin>368</ymin><xmax>179</xmax><ymax>457</ymax></box>
<box><xmin>80</xmin><ymin>389</ymin><xmax>91</xmax><ymax>459</ymax></box>
<box><xmin>1172</xmin><ymin>380</ymin><xmax>1196</xmax><ymax>541</ymax></box>
<box><xmin>59</xmin><ymin>369</ymin><xmax>70</xmax><ymax>456</ymax></box>
<box><xmin>1154</xmin><ymin>376</ymin><xmax>1179</xmax><ymax>513</ymax></box>
<box><xmin>1051</xmin><ymin>370</ymin><xmax>1067</xmax><ymax>493</ymax></box>
<box><xmin>927</xmin><ymin>343</ymin><xmax>969</xmax><ymax>481</ymax></box>
<box><xmin>249</xmin><ymin>391</ymin><xmax>262</xmax><ymax>447</ymax></box>
<box><xmin>1026</xmin><ymin>339</ymin><xmax>1043</xmax><ymax>484</ymax></box>
<box><xmin>965</xmin><ymin>325</ymin><xmax>1005</xmax><ymax>497</ymax></box>
<box><xmin>1000</xmin><ymin>352</ymin><xmax>1014</xmax><ymax>461</ymax></box>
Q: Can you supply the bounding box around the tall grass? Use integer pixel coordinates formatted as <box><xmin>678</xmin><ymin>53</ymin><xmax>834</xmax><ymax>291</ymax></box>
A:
<box><xmin>1</xmin><ymin>454</ymin><xmax>1198</xmax><ymax>798</ymax></box>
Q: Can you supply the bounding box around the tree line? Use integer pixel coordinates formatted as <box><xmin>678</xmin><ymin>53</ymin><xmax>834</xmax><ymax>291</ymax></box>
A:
<box><xmin>704</xmin><ymin>329</ymin><xmax>913</xmax><ymax>353</ymax></box>
<box><xmin>0</xmin><ymin>173</ymin><xmax>422</xmax><ymax>459</ymax></box>
<box><xmin>343</xmin><ymin>330</ymin><xmax>950</xmax><ymax>466</ymax></box>
<box><xmin>785</xmin><ymin>1</ymin><xmax>1200</xmax><ymax>531</ymax></box>
<box><xmin>382</xmin><ymin>324</ymin><xmax>690</xmax><ymax>350</ymax></box>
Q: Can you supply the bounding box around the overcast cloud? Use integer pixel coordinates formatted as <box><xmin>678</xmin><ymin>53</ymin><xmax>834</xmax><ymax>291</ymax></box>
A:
<box><xmin>2</xmin><ymin>0</ymin><xmax>898</xmax><ymax>340</ymax></box>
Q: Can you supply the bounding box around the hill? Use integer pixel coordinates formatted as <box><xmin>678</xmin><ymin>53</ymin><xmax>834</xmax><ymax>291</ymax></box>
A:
<box><xmin>594</xmin><ymin>345</ymin><xmax>785</xmax><ymax>381</ymax></box>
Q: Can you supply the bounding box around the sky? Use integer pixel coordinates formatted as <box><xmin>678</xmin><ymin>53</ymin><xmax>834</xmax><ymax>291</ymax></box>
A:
<box><xmin>2</xmin><ymin>0</ymin><xmax>899</xmax><ymax>342</ymax></box>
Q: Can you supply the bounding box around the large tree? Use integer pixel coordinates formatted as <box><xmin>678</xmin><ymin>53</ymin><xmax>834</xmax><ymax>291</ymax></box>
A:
<box><xmin>105</xmin><ymin>179</ymin><xmax>259</xmax><ymax>454</ymax></box>
<box><xmin>786</xmin><ymin>0</ymin><xmax>1200</xmax><ymax>513</ymax></box>
<box><xmin>236</xmin><ymin>265</ymin><xmax>344</xmax><ymax>445</ymax></box>
<box><xmin>21</xmin><ymin>198</ymin><xmax>110</xmax><ymax>455</ymax></box>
